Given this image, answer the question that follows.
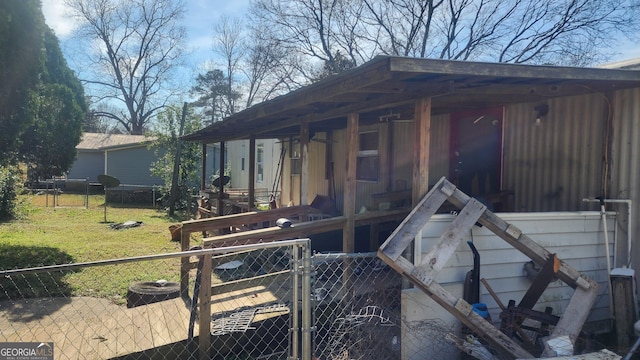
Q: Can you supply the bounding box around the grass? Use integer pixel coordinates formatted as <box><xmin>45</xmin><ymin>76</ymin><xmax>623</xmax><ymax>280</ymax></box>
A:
<box><xmin>0</xmin><ymin>194</ymin><xmax>197</xmax><ymax>304</ymax></box>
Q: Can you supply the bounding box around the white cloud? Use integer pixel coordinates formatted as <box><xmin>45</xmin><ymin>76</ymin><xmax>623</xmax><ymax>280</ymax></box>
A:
<box><xmin>41</xmin><ymin>0</ymin><xmax>78</xmax><ymax>39</ymax></box>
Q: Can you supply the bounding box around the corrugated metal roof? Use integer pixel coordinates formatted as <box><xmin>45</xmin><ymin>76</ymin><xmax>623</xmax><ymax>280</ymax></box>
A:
<box><xmin>183</xmin><ymin>56</ymin><xmax>640</xmax><ymax>144</ymax></box>
<box><xmin>77</xmin><ymin>133</ymin><xmax>152</xmax><ymax>150</ymax></box>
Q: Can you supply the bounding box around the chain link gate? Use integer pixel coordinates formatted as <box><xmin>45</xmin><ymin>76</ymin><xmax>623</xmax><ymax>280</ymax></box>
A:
<box><xmin>0</xmin><ymin>239</ymin><xmax>313</xmax><ymax>360</ymax></box>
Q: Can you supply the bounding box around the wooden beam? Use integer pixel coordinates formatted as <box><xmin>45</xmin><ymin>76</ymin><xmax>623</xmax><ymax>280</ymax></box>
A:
<box><xmin>412</xmin><ymin>198</ymin><xmax>486</xmax><ymax>285</ymax></box>
<box><xmin>300</xmin><ymin>122</ymin><xmax>310</xmax><ymax>206</ymax></box>
<box><xmin>412</xmin><ymin>97</ymin><xmax>431</xmax><ymax>205</ymax></box>
<box><xmin>182</xmin><ymin>206</ymin><xmax>315</xmax><ymax>234</ymax></box>
<box><xmin>248</xmin><ymin>136</ymin><xmax>256</xmax><ymax>211</ymax></box>
<box><xmin>198</xmin><ymin>254</ymin><xmax>212</xmax><ymax>359</ymax></box>
<box><xmin>218</xmin><ymin>142</ymin><xmax>225</xmax><ymax>217</ymax></box>
<box><xmin>202</xmin><ymin>217</ymin><xmax>347</xmax><ymax>247</ymax></box>
<box><xmin>344</xmin><ymin>114</ymin><xmax>359</xmax><ymax>253</ymax></box>
<box><xmin>379</xmin><ymin>178</ymin><xmax>453</xmax><ymax>261</ymax></box>
<box><xmin>201</xmin><ymin>142</ymin><xmax>207</xmax><ymax>191</ymax></box>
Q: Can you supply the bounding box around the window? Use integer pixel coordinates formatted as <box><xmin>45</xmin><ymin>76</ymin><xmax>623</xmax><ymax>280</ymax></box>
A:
<box><xmin>290</xmin><ymin>139</ymin><xmax>301</xmax><ymax>175</ymax></box>
<box><xmin>257</xmin><ymin>143</ymin><xmax>264</xmax><ymax>182</ymax></box>
<box><xmin>357</xmin><ymin>131</ymin><xmax>379</xmax><ymax>181</ymax></box>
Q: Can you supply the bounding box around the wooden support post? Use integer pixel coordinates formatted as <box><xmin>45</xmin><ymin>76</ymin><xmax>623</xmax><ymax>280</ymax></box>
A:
<box><xmin>300</xmin><ymin>122</ymin><xmax>310</xmax><ymax>207</ymax></box>
<box><xmin>218</xmin><ymin>142</ymin><xmax>225</xmax><ymax>217</ymax></box>
<box><xmin>343</xmin><ymin>114</ymin><xmax>359</xmax><ymax>297</ymax></box>
<box><xmin>201</xmin><ymin>142</ymin><xmax>207</xmax><ymax>191</ymax></box>
<box><xmin>344</xmin><ymin>114</ymin><xmax>358</xmax><ymax>253</ymax></box>
<box><xmin>198</xmin><ymin>254</ymin><xmax>212</xmax><ymax>360</ymax></box>
<box><xmin>249</xmin><ymin>136</ymin><xmax>256</xmax><ymax>211</ymax></box>
<box><xmin>412</xmin><ymin>97</ymin><xmax>431</xmax><ymax>205</ymax></box>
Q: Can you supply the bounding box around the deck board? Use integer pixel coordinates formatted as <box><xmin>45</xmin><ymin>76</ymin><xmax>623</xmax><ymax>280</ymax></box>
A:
<box><xmin>0</xmin><ymin>297</ymin><xmax>193</xmax><ymax>359</ymax></box>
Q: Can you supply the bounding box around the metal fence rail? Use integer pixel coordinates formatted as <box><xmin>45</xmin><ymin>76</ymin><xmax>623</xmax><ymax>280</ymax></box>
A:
<box><xmin>0</xmin><ymin>244</ymin><xmax>472</xmax><ymax>360</ymax></box>
<box><xmin>0</xmin><ymin>240</ymin><xmax>311</xmax><ymax>360</ymax></box>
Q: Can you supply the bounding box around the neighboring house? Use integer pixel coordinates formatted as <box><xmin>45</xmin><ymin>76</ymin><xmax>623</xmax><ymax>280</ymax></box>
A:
<box><xmin>69</xmin><ymin>132</ymin><xmax>221</xmax><ymax>190</ymax></box>
<box><xmin>183</xmin><ymin>56</ymin><xmax>640</xmax><ymax>352</ymax></box>
<box><xmin>67</xmin><ymin>133</ymin><xmax>161</xmax><ymax>186</ymax></box>
<box><xmin>224</xmin><ymin>139</ymin><xmax>282</xmax><ymax>202</ymax></box>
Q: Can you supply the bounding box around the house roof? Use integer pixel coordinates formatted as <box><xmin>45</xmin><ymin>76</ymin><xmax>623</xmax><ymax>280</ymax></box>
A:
<box><xmin>598</xmin><ymin>57</ymin><xmax>640</xmax><ymax>70</ymax></box>
<box><xmin>77</xmin><ymin>133</ymin><xmax>152</xmax><ymax>151</ymax></box>
<box><xmin>183</xmin><ymin>56</ymin><xmax>640</xmax><ymax>143</ymax></box>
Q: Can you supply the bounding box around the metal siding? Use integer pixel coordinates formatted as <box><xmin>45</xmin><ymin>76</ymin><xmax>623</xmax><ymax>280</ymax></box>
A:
<box><xmin>392</xmin><ymin>114</ymin><xmax>450</xmax><ymax>190</ymax></box>
<box><xmin>67</xmin><ymin>151</ymin><xmax>104</xmax><ymax>181</ymax></box>
<box><xmin>609</xmin><ymin>87</ymin><xmax>640</xmax><ymax>269</ymax></box>
<box><xmin>106</xmin><ymin>147</ymin><xmax>164</xmax><ymax>186</ymax></box>
<box><xmin>503</xmin><ymin>94</ymin><xmax>606</xmax><ymax>212</ymax></box>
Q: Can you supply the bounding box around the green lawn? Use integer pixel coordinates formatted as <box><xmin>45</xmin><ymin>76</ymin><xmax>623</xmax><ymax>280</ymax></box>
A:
<box><xmin>0</xmin><ymin>194</ymin><xmax>198</xmax><ymax>304</ymax></box>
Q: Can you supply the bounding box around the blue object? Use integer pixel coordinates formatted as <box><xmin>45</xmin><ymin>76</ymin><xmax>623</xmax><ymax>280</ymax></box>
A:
<box><xmin>472</xmin><ymin>303</ymin><xmax>489</xmax><ymax>319</ymax></box>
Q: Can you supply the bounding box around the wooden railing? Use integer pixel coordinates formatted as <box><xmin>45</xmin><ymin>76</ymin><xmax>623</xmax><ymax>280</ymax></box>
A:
<box><xmin>177</xmin><ymin>206</ymin><xmax>410</xmax><ymax>299</ymax></box>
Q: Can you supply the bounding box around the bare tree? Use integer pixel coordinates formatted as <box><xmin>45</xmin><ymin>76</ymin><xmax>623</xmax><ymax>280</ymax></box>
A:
<box><xmin>212</xmin><ymin>16</ymin><xmax>245</xmax><ymax>116</ymax></box>
<box><xmin>66</xmin><ymin>0</ymin><xmax>186</xmax><ymax>134</ymax></box>
<box><xmin>250</xmin><ymin>0</ymin><xmax>640</xmax><ymax>76</ymax></box>
<box><xmin>250</xmin><ymin>0</ymin><xmax>367</xmax><ymax>75</ymax></box>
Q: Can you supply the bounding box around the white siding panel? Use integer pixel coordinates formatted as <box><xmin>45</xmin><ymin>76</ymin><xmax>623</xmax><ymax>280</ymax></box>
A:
<box><xmin>415</xmin><ymin>212</ymin><xmax>615</xmax><ymax>326</ymax></box>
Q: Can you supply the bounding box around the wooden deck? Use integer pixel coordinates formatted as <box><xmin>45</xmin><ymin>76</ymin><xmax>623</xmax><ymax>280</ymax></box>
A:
<box><xmin>0</xmin><ymin>296</ymin><xmax>194</xmax><ymax>359</ymax></box>
<box><xmin>0</xmin><ymin>287</ymin><xmax>284</xmax><ymax>360</ymax></box>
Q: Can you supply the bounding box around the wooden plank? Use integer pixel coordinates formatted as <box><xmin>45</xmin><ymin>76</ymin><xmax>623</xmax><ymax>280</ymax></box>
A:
<box><xmin>379</xmin><ymin>177</ymin><xmax>452</xmax><ymax>261</ymax></box>
<box><xmin>182</xmin><ymin>206</ymin><xmax>313</xmax><ymax>234</ymax></box>
<box><xmin>445</xmin><ymin>184</ymin><xmax>587</xmax><ymax>289</ymax></box>
<box><xmin>147</xmin><ymin>301</ymin><xmax>174</xmax><ymax>347</ymax></box>
<box><xmin>161</xmin><ymin>298</ymin><xmax>192</xmax><ymax>344</ymax></box>
<box><xmin>300</xmin><ymin>121</ymin><xmax>310</xmax><ymax>206</ymax></box>
<box><xmin>199</xmin><ymin>254</ymin><xmax>212</xmax><ymax>359</ymax></box>
<box><xmin>94</xmin><ymin>308</ymin><xmax>119</xmax><ymax>359</ymax></box>
<box><xmin>518</xmin><ymin>254</ymin><xmax>558</xmax><ymax>309</ymax></box>
<box><xmin>377</xmin><ymin>250</ymin><xmax>533</xmax><ymax>359</ymax></box>
<box><xmin>412</xmin><ymin>198</ymin><xmax>486</xmax><ymax>285</ymax></box>
<box><xmin>202</xmin><ymin>216</ymin><xmax>346</xmax><ymax>247</ymax></box>
<box><xmin>132</xmin><ymin>305</ymin><xmax>155</xmax><ymax>352</ymax></box>
<box><xmin>114</xmin><ymin>307</ymin><xmax>140</xmax><ymax>356</ymax></box>
<box><xmin>412</xmin><ymin>97</ymin><xmax>431</xmax><ymax>205</ymax></box>
<box><xmin>544</xmin><ymin>278</ymin><xmax>601</xmax><ymax>354</ymax></box>
<box><xmin>344</xmin><ymin>113</ymin><xmax>358</xmax><ymax>253</ymax></box>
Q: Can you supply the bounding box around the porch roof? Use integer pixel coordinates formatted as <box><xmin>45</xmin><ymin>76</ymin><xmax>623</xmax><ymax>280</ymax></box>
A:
<box><xmin>183</xmin><ymin>56</ymin><xmax>640</xmax><ymax>143</ymax></box>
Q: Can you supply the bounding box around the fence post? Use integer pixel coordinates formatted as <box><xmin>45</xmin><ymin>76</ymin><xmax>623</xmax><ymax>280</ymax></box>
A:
<box><xmin>291</xmin><ymin>244</ymin><xmax>300</xmax><ymax>360</ymax></box>
<box><xmin>301</xmin><ymin>240</ymin><xmax>312</xmax><ymax>360</ymax></box>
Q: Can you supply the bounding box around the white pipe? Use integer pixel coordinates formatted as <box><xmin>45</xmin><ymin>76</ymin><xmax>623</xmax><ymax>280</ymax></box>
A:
<box><xmin>583</xmin><ymin>198</ymin><xmax>633</xmax><ymax>269</ymax></box>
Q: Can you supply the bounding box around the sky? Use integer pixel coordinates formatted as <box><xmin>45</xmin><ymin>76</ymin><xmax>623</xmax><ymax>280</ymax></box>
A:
<box><xmin>41</xmin><ymin>0</ymin><xmax>251</xmax><ymax>77</ymax></box>
<box><xmin>42</xmin><ymin>0</ymin><xmax>640</xmax><ymax>77</ymax></box>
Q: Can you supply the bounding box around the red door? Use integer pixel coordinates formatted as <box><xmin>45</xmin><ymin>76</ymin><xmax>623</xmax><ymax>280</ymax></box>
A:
<box><xmin>449</xmin><ymin>108</ymin><xmax>503</xmax><ymax>197</ymax></box>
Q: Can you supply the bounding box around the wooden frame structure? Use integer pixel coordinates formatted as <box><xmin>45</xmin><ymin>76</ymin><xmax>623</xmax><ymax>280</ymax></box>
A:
<box><xmin>378</xmin><ymin>177</ymin><xmax>601</xmax><ymax>359</ymax></box>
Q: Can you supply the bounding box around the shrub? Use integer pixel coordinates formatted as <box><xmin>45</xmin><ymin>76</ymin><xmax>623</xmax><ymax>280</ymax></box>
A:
<box><xmin>0</xmin><ymin>167</ymin><xmax>19</xmax><ymax>220</ymax></box>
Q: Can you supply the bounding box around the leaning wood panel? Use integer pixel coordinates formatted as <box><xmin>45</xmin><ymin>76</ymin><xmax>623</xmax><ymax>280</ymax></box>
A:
<box><xmin>377</xmin><ymin>251</ymin><xmax>533</xmax><ymax>359</ymax></box>
<box><xmin>378</xmin><ymin>177</ymin><xmax>602</xmax><ymax>359</ymax></box>
<box><xmin>445</xmin><ymin>186</ymin><xmax>587</xmax><ymax>289</ymax></box>
<box><xmin>379</xmin><ymin>177</ymin><xmax>452</xmax><ymax>261</ymax></box>
<box><xmin>412</xmin><ymin>198</ymin><xmax>486</xmax><ymax>285</ymax></box>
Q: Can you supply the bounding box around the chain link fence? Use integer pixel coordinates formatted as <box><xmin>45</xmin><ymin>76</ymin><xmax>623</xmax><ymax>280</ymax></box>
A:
<box><xmin>0</xmin><ymin>240</ymin><xmax>311</xmax><ymax>360</ymax></box>
<box><xmin>0</xmin><ymin>244</ymin><xmax>623</xmax><ymax>360</ymax></box>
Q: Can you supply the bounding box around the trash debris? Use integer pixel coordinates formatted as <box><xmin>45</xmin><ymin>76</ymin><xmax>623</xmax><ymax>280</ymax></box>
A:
<box><xmin>109</xmin><ymin>220</ymin><xmax>143</xmax><ymax>230</ymax></box>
